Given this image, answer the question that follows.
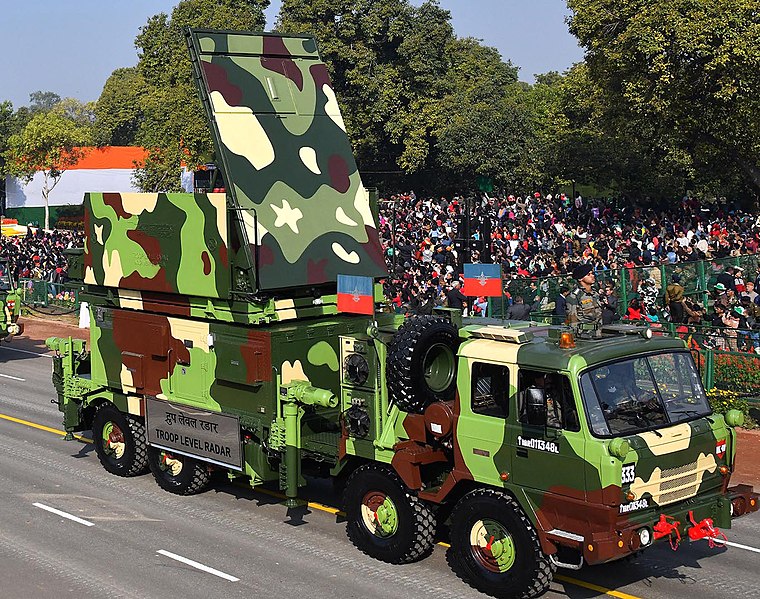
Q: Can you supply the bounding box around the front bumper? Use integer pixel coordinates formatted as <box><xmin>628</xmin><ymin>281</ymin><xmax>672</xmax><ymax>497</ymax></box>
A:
<box><xmin>544</xmin><ymin>485</ymin><xmax>757</xmax><ymax>566</ymax></box>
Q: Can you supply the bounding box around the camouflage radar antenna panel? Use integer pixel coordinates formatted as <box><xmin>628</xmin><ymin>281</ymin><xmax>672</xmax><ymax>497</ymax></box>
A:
<box><xmin>186</xmin><ymin>29</ymin><xmax>387</xmax><ymax>292</ymax></box>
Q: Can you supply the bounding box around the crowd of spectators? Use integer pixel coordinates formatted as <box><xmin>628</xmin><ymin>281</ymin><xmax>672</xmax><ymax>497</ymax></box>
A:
<box><xmin>0</xmin><ymin>228</ymin><xmax>83</xmax><ymax>295</ymax></box>
<box><xmin>2</xmin><ymin>191</ymin><xmax>760</xmax><ymax>341</ymax></box>
<box><xmin>377</xmin><ymin>191</ymin><xmax>760</xmax><ymax>319</ymax></box>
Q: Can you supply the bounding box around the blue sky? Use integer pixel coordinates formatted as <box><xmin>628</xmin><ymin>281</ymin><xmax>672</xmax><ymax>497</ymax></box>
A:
<box><xmin>0</xmin><ymin>1</ymin><xmax>583</xmax><ymax>109</ymax></box>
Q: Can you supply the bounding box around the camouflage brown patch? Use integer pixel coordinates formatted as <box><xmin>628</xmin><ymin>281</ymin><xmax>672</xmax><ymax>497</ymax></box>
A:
<box><xmin>102</xmin><ymin>193</ymin><xmax>131</xmax><ymax>220</ymax></box>
<box><xmin>261</xmin><ymin>37</ymin><xmax>304</xmax><ymax>91</ymax></box>
<box><xmin>202</xmin><ymin>61</ymin><xmax>243</xmax><ymax>105</ymax></box>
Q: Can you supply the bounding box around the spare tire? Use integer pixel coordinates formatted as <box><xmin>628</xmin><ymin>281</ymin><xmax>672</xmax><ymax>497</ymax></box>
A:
<box><xmin>387</xmin><ymin>316</ymin><xmax>459</xmax><ymax>414</ymax></box>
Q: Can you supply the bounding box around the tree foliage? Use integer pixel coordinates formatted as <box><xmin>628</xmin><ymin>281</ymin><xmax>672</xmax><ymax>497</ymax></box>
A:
<box><xmin>94</xmin><ymin>68</ymin><xmax>146</xmax><ymax>146</ymax></box>
<box><xmin>130</xmin><ymin>0</ymin><xmax>269</xmax><ymax>191</ymax></box>
<box><xmin>567</xmin><ymin>0</ymin><xmax>760</xmax><ymax>196</ymax></box>
<box><xmin>277</xmin><ymin>0</ymin><xmax>531</xmax><ymax>191</ymax></box>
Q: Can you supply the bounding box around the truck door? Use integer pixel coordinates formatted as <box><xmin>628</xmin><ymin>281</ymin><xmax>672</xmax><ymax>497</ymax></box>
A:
<box><xmin>455</xmin><ymin>359</ymin><xmax>512</xmax><ymax>485</ymax></box>
<box><xmin>508</xmin><ymin>369</ymin><xmax>586</xmax><ymax>499</ymax></box>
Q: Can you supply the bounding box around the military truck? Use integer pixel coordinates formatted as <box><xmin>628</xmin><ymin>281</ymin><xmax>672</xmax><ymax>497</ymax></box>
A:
<box><xmin>0</xmin><ymin>257</ymin><xmax>23</xmax><ymax>340</ymax></box>
<box><xmin>47</xmin><ymin>29</ymin><xmax>758</xmax><ymax>598</ymax></box>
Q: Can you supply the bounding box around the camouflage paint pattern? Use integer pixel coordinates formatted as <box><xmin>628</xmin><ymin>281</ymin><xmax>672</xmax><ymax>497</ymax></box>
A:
<box><xmin>83</xmin><ymin>192</ymin><xmax>229</xmax><ymax>299</ymax></box>
<box><xmin>186</xmin><ymin>29</ymin><xmax>387</xmax><ymax>291</ymax></box>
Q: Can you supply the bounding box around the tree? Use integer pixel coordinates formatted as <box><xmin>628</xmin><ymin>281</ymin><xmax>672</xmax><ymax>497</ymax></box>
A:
<box><xmin>3</xmin><ymin>102</ymin><xmax>92</xmax><ymax>229</ymax></box>
<box><xmin>129</xmin><ymin>0</ymin><xmax>269</xmax><ymax>191</ymax></box>
<box><xmin>278</xmin><ymin>0</ymin><xmax>534</xmax><ymax>192</ymax></box>
<box><xmin>567</xmin><ymin>0</ymin><xmax>760</xmax><ymax>195</ymax></box>
<box><xmin>28</xmin><ymin>91</ymin><xmax>62</xmax><ymax>113</ymax></box>
<box><xmin>94</xmin><ymin>68</ymin><xmax>146</xmax><ymax>146</ymax></box>
<box><xmin>433</xmin><ymin>37</ymin><xmax>528</xmax><ymax>189</ymax></box>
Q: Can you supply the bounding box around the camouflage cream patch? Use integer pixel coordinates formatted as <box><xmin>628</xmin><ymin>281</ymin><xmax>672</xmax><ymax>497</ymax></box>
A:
<box><xmin>210</xmin><ymin>91</ymin><xmax>276</xmax><ymax>170</ymax></box>
<box><xmin>120</xmin><ymin>363</ymin><xmax>137</xmax><ymax>394</ymax></box>
<box><xmin>630</xmin><ymin>452</ymin><xmax>717</xmax><ymax>506</ymax></box>
<box><xmin>332</xmin><ymin>242</ymin><xmax>360</xmax><ymax>264</ymax></box>
<box><xmin>120</xmin><ymin>193</ymin><xmax>159</xmax><ymax>216</ymax></box>
<box><xmin>336</xmin><ymin>207</ymin><xmax>359</xmax><ymax>227</ymax></box>
<box><xmin>299</xmin><ymin>147</ymin><xmax>321</xmax><ymax>174</ymax></box>
<box><xmin>281</xmin><ymin>360</ymin><xmax>308</xmax><ymax>384</ymax></box>
<box><xmin>272</xmin><ymin>199</ymin><xmax>303</xmax><ymax>234</ymax></box>
<box><xmin>638</xmin><ymin>422</ymin><xmax>693</xmax><ymax>456</ymax></box>
<box><xmin>167</xmin><ymin>318</ymin><xmax>211</xmax><ymax>353</ymax></box>
<box><xmin>208</xmin><ymin>193</ymin><xmax>227</xmax><ymax>241</ymax></box>
<box><xmin>118</xmin><ymin>290</ymin><xmax>143</xmax><ymax>311</ymax></box>
<box><xmin>102</xmin><ymin>249</ymin><xmax>125</xmax><ymax>288</ymax></box>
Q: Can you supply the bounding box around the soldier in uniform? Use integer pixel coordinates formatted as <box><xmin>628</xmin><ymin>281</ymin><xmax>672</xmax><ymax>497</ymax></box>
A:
<box><xmin>567</xmin><ymin>263</ymin><xmax>602</xmax><ymax>326</ymax></box>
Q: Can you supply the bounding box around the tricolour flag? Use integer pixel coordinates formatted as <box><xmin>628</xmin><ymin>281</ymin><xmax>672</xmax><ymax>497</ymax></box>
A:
<box><xmin>337</xmin><ymin>275</ymin><xmax>375</xmax><ymax>315</ymax></box>
<box><xmin>463</xmin><ymin>263</ymin><xmax>502</xmax><ymax>297</ymax></box>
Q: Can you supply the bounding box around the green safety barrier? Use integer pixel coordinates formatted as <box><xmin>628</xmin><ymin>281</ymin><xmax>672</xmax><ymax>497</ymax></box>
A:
<box><xmin>488</xmin><ymin>253</ymin><xmax>760</xmax><ymax>320</ymax></box>
<box><xmin>18</xmin><ymin>279</ymin><xmax>80</xmax><ymax>310</ymax></box>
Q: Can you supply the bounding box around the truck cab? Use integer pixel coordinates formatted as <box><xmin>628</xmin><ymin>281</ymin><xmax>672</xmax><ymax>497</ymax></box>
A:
<box><xmin>451</xmin><ymin>323</ymin><xmax>755</xmax><ymax>568</ymax></box>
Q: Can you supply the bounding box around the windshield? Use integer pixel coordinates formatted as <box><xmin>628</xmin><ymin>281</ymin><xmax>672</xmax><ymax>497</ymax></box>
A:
<box><xmin>580</xmin><ymin>351</ymin><xmax>711</xmax><ymax>437</ymax></box>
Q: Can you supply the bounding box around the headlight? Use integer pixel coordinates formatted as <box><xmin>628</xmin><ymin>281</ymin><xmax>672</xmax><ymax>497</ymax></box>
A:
<box><xmin>725</xmin><ymin>409</ymin><xmax>744</xmax><ymax>427</ymax></box>
<box><xmin>608</xmin><ymin>437</ymin><xmax>630</xmax><ymax>459</ymax></box>
<box><xmin>638</xmin><ymin>527</ymin><xmax>652</xmax><ymax>546</ymax></box>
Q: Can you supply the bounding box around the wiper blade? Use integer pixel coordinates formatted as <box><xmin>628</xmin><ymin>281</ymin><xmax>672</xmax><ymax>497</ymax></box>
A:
<box><xmin>670</xmin><ymin>408</ymin><xmax>710</xmax><ymax>420</ymax></box>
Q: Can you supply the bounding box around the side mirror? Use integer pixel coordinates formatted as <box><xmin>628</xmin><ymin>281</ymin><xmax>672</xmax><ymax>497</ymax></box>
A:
<box><xmin>526</xmin><ymin>387</ymin><xmax>546</xmax><ymax>426</ymax></box>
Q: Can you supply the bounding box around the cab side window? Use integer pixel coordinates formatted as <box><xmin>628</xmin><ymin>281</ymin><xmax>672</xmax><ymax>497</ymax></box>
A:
<box><xmin>471</xmin><ymin>362</ymin><xmax>510</xmax><ymax>418</ymax></box>
<box><xmin>518</xmin><ymin>370</ymin><xmax>580</xmax><ymax>432</ymax></box>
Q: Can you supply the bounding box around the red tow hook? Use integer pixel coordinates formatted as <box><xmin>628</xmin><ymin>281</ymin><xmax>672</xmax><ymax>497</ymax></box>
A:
<box><xmin>686</xmin><ymin>511</ymin><xmax>728</xmax><ymax>548</ymax></box>
<box><xmin>653</xmin><ymin>515</ymin><xmax>681</xmax><ymax>550</ymax></box>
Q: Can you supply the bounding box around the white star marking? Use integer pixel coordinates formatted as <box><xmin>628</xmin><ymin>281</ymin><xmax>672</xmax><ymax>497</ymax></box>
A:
<box><xmin>272</xmin><ymin>199</ymin><xmax>303</xmax><ymax>234</ymax></box>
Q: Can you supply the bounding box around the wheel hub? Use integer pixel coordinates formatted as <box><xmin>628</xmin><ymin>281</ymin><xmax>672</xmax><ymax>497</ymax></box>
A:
<box><xmin>160</xmin><ymin>451</ymin><xmax>183</xmax><ymax>476</ymax></box>
<box><xmin>470</xmin><ymin>519</ymin><xmax>516</xmax><ymax>573</ymax></box>
<box><xmin>422</xmin><ymin>343</ymin><xmax>455</xmax><ymax>393</ymax></box>
<box><xmin>361</xmin><ymin>492</ymin><xmax>398</xmax><ymax>537</ymax></box>
<box><xmin>103</xmin><ymin>421</ymin><xmax>126</xmax><ymax>459</ymax></box>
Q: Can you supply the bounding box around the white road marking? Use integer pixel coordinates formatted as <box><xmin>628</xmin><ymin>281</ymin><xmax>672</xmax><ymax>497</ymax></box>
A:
<box><xmin>33</xmin><ymin>502</ymin><xmax>94</xmax><ymax>527</ymax></box>
<box><xmin>0</xmin><ymin>373</ymin><xmax>25</xmax><ymax>381</ymax></box>
<box><xmin>157</xmin><ymin>550</ymin><xmax>239</xmax><ymax>582</ymax></box>
<box><xmin>0</xmin><ymin>346</ymin><xmax>53</xmax><ymax>358</ymax></box>
<box><xmin>713</xmin><ymin>539</ymin><xmax>760</xmax><ymax>554</ymax></box>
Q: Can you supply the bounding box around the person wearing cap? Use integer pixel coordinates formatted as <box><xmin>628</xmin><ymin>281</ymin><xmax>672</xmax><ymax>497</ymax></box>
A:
<box><xmin>738</xmin><ymin>297</ymin><xmax>760</xmax><ymax>351</ymax></box>
<box><xmin>713</xmin><ymin>282</ymin><xmax>730</xmax><ymax>310</ymax></box>
<box><xmin>567</xmin><ymin>263</ymin><xmax>602</xmax><ymax>326</ymax></box>
<box><xmin>665</xmin><ymin>274</ymin><xmax>686</xmax><ymax>323</ymax></box>
<box><xmin>716</xmin><ymin>265</ymin><xmax>735</xmax><ymax>291</ymax></box>
<box><xmin>733</xmin><ymin>265</ymin><xmax>746</xmax><ymax>294</ymax></box>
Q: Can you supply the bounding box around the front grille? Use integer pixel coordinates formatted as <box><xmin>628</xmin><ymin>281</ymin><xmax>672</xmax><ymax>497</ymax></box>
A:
<box><xmin>660</xmin><ymin>472</ymin><xmax>698</xmax><ymax>492</ymax></box>
<box><xmin>655</xmin><ymin>459</ymin><xmax>705</xmax><ymax>506</ymax></box>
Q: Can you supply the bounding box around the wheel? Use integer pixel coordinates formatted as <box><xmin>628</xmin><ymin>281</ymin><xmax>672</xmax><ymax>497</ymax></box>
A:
<box><xmin>387</xmin><ymin>316</ymin><xmax>459</xmax><ymax>414</ymax></box>
<box><xmin>344</xmin><ymin>464</ymin><xmax>436</xmax><ymax>564</ymax></box>
<box><xmin>448</xmin><ymin>489</ymin><xmax>555</xmax><ymax>599</ymax></box>
<box><xmin>147</xmin><ymin>447</ymin><xmax>211</xmax><ymax>495</ymax></box>
<box><xmin>92</xmin><ymin>404</ymin><xmax>148</xmax><ymax>477</ymax></box>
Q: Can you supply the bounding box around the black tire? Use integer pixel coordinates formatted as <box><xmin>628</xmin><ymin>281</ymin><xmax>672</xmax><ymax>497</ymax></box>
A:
<box><xmin>92</xmin><ymin>404</ymin><xmax>148</xmax><ymax>477</ymax></box>
<box><xmin>387</xmin><ymin>316</ymin><xmax>459</xmax><ymax>413</ymax></box>
<box><xmin>448</xmin><ymin>489</ymin><xmax>555</xmax><ymax>599</ymax></box>
<box><xmin>147</xmin><ymin>447</ymin><xmax>211</xmax><ymax>495</ymax></box>
<box><xmin>344</xmin><ymin>464</ymin><xmax>436</xmax><ymax>564</ymax></box>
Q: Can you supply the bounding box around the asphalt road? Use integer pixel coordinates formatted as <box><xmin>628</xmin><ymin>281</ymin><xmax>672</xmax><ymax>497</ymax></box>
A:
<box><xmin>0</xmin><ymin>337</ymin><xmax>758</xmax><ymax>599</ymax></box>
